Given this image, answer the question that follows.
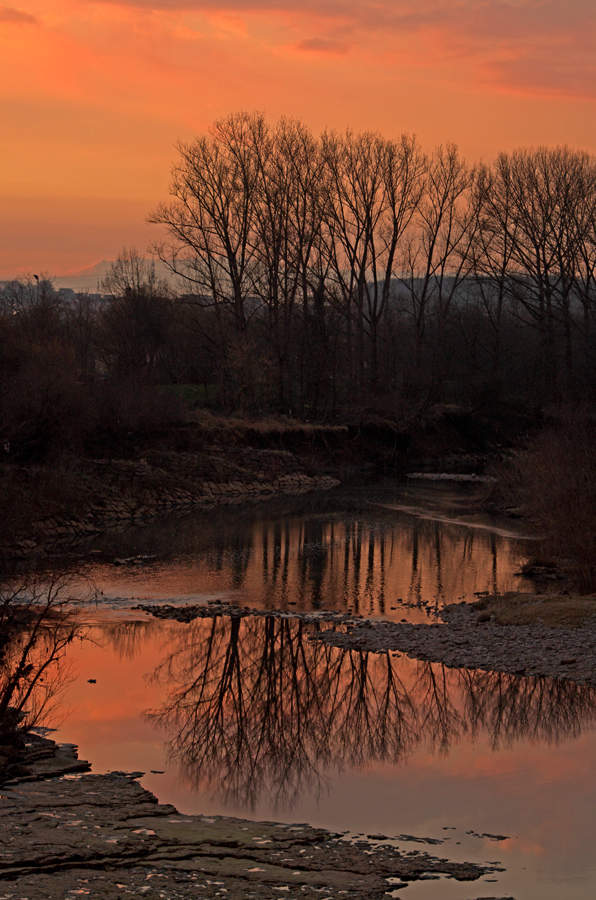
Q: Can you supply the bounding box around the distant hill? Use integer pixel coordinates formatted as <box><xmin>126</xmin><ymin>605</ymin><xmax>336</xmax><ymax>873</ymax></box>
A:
<box><xmin>53</xmin><ymin>259</ymin><xmax>173</xmax><ymax>292</ymax></box>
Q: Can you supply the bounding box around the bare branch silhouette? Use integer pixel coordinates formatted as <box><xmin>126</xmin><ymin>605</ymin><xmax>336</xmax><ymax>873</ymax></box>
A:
<box><xmin>144</xmin><ymin>614</ymin><xmax>596</xmax><ymax>811</ymax></box>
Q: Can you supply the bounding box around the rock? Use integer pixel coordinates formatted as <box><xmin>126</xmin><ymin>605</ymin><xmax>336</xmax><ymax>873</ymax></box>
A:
<box><xmin>0</xmin><ymin>734</ymin><xmax>500</xmax><ymax>899</ymax></box>
<box><xmin>308</xmin><ymin>602</ymin><xmax>596</xmax><ymax>687</ymax></box>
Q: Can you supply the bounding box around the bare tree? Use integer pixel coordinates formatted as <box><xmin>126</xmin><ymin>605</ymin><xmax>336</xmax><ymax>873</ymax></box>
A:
<box><xmin>0</xmin><ymin>571</ymin><xmax>92</xmax><ymax>764</ymax></box>
<box><xmin>143</xmin><ymin>612</ymin><xmax>596</xmax><ymax>809</ymax></box>
<box><xmin>250</xmin><ymin>118</ymin><xmax>327</xmax><ymax>406</ymax></box>
<box><xmin>397</xmin><ymin>144</ymin><xmax>475</xmax><ymax>389</ymax></box>
<box><xmin>143</xmin><ymin>113</ymin><xmax>596</xmax><ymax>413</ymax></box>
<box><xmin>473</xmin><ymin>147</ymin><xmax>594</xmax><ymax>398</ymax></box>
<box><xmin>98</xmin><ymin>248</ymin><xmax>172</xmax><ymax>381</ymax></box>
<box><xmin>65</xmin><ymin>293</ymin><xmax>101</xmax><ymax>381</ymax></box>
<box><xmin>149</xmin><ymin>113</ymin><xmax>272</xmax><ymax>407</ymax></box>
<box><xmin>321</xmin><ymin>129</ymin><xmax>424</xmax><ymax>401</ymax></box>
<box><xmin>149</xmin><ymin>113</ymin><xmax>264</xmax><ymax>335</ymax></box>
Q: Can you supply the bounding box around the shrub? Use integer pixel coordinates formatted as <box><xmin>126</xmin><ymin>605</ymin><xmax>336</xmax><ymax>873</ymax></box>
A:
<box><xmin>512</xmin><ymin>411</ymin><xmax>596</xmax><ymax>592</ymax></box>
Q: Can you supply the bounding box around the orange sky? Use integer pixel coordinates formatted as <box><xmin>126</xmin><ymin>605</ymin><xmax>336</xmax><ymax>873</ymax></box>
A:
<box><xmin>2</xmin><ymin>0</ymin><xmax>596</xmax><ymax>277</ymax></box>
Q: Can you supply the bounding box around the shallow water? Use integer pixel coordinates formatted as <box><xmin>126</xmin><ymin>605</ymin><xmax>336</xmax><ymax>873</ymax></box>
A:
<box><xmin>53</xmin><ymin>611</ymin><xmax>596</xmax><ymax>899</ymax></box>
<box><xmin>70</xmin><ymin>480</ymin><xmax>534</xmax><ymax>622</ymax></box>
<box><xmin>30</xmin><ymin>482</ymin><xmax>596</xmax><ymax>898</ymax></box>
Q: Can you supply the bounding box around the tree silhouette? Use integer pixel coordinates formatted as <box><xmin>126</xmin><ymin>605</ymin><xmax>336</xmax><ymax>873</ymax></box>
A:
<box><xmin>144</xmin><ymin>613</ymin><xmax>596</xmax><ymax>811</ymax></box>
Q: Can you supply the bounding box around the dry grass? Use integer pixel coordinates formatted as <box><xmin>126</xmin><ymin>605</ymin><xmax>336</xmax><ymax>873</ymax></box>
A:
<box><xmin>473</xmin><ymin>592</ymin><xmax>596</xmax><ymax>628</ymax></box>
<box><xmin>190</xmin><ymin>409</ymin><xmax>348</xmax><ymax>436</ymax></box>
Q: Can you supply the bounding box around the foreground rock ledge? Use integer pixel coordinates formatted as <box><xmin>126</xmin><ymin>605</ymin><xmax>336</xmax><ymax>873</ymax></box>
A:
<box><xmin>312</xmin><ymin>603</ymin><xmax>596</xmax><ymax>684</ymax></box>
<box><xmin>0</xmin><ymin>738</ymin><xmax>500</xmax><ymax>900</ymax></box>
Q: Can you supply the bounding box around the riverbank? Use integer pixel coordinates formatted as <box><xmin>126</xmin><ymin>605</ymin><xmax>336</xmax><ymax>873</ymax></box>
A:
<box><xmin>315</xmin><ymin>599</ymin><xmax>596</xmax><ymax>684</ymax></box>
<box><xmin>3</xmin><ymin>449</ymin><xmax>339</xmax><ymax>558</ymax></box>
<box><xmin>0</xmin><ymin>732</ymin><xmax>499</xmax><ymax>900</ymax></box>
<box><xmin>1</xmin><ymin>404</ymin><xmax>520</xmax><ymax>560</ymax></box>
<box><xmin>137</xmin><ymin>597</ymin><xmax>596</xmax><ymax>686</ymax></box>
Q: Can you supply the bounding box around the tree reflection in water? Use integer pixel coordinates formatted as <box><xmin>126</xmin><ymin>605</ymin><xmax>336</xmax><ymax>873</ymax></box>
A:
<box><xmin>85</xmin><ymin>488</ymin><xmax>530</xmax><ymax>620</ymax></box>
<box><xmin>0</xmin><ymin>574</ymin><xmax>87</xmax><ymax>775</ymax></box>
<box><xmin>144</xmin><ymin>614</ymin><xmax>596</xmax><ymax>812</ymax></box>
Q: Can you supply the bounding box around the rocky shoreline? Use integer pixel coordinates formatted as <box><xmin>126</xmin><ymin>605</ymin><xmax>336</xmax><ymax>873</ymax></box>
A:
<box><xmin>3</xmin><ymin>412</ymin><xmax>509</xmax><ymax>561</ymax></box>
<box><xmin>22</xmin><ymin>472</ymin><xmax>338</xmax><ymax>551</ymax></box>
<box><xmin>0</xmin><ymin>733</ymin><xmax>502</xmax><ymax>900</ymax></box>
<box><xmin>136</xmin><ymin>597</ymin><xmax>596</xmax><ymax>687</ymax></box>
<box><xmin>313</xmin><ymin>601</ymin><xmax>596</xmax><ymax>685</ymax></box>
<box><xmin>7</xmin><ymin>448</ymin><xmax>339</xmax><ymax>558</ymax></box>
<box><xmin>5</xmin><ymin>592</ymin><xmax>584</xmax><ymax>900</ymax></box>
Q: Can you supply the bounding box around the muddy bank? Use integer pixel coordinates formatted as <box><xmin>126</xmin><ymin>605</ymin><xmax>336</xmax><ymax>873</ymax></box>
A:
<box><xmin>0</xmin><ymin>734</ymin><xmax>501</xmax><ymax>900</ymax></box>
<box><xmin>3</xmin><ymin>403</ymin><xmax>520</xmax><ymax>560</ymax></box>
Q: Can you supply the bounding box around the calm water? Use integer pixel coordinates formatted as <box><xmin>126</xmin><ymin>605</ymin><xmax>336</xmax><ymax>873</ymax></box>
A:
<box><xmin>24</xmin><ymin>483</ymin><xmax>596</xmax><ymax>897</ymax></box>
<box><xmin>69</xmin><ymin>480</ymin><xmax>534</xmax><ymax>621</ymax></box>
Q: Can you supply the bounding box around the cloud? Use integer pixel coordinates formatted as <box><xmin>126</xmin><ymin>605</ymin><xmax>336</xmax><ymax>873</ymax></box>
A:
<box><xmin>487</xmin><ymin>52</ymin><xmax>596</xmax><ymax>101</ymax></box>
<box><xmin>82</xmin><ymin>0</ymin><xmax>596</xmax><ymax>94</ymax></box>
<box><xmin>0</xmin><ymin>5</ymin><xmax>37</xmax><ymax>23</ymax></box>
<box><xmin>294</xmin><ymin>36</ymin><xmax>351</xmax><ymax>55</ymax></box>
<box><xmin>4</xmin><ymin>0</ymin><xmax>595</xmax><ymax>102</ymax></box>
<box><xmin>91</xmin><ymin>0</ymin><xmax>346</xmax><ymax>10</ymax></box>
<box><xmin>3</xmin><ymin>0</ymin><xmax>596</xmax><ymax>276</ymax></box>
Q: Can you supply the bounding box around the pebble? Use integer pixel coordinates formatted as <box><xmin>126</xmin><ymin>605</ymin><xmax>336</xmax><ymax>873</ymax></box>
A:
<box><xmin>313</xmin><ymin>602</ymin><xmax>596</xmax><ymax>686</ymax></box>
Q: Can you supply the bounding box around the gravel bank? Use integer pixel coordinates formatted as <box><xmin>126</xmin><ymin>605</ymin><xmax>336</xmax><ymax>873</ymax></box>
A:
<box><xmin>138</xmin><ymin>599</ymin><xmax>596</xmax><ymax>686</ymax></box>
<box><xmin>312</xmin><ymin>602</ymin><xmax>596</xmax><ymax>684</ymax></box>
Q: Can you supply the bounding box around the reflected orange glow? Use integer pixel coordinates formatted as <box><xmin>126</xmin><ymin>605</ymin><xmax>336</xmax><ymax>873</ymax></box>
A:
<box><xmin>51</xmin><ymin>610</ymin><xmax>596</xmax><ymax>896</ymax></box>
<box><xmin>1</xmin><ymin>1</ymin><xmax>596</xmax><ymax>273</ymax></box>
<box><xmin>80</xmin><ymin>497</ymin><xmax>532</xmax><ymax>621</ymax></box>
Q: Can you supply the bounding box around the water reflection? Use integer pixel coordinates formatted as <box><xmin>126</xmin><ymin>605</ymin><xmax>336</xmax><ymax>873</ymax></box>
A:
<box><xmin>0</xmin><ymin>576</ymin><xmax>85</xmax><ymax>774</ymax></box>
<box><xmin>142</xmin><ymin>614</ymin><xmax>596</xmax><ymax>811</ymax></box>
<box><xmin>83</xmin><ymin>484</ymin><xmax>533</xmax><ymax>619</ymax></box>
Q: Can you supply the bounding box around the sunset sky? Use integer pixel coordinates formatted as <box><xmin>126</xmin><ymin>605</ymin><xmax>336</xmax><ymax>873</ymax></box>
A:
<box><xmin>2</xmin><ymin>0</ymin><xmax>596</xmax><ymax>279</ymax></box>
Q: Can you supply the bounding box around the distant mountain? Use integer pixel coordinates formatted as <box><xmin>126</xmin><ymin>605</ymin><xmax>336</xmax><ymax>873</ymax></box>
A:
<box><xmin>53</xmin><ymin>259</ymin><xmax>173</xmax><ymax>292</ymax></box>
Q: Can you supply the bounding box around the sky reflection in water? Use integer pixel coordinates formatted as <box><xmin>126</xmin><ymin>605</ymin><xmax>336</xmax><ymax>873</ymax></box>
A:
<box><xmin>39</xmin><ymin>485</ymin><xmax>596</xmax><ymax>898</ymax></box>
<box><xmin>52</xmin><ymin>612</ymin><xmax>596</xmax><ymax>899</ymax></box>
<box><xmin>78</xmin><ymin>482</ymin><xmax>534</xmax><ymax>621</ymax></box>
<box><xmin>139</xmin><ymin>614</ymin><xmax>595</xmax><ymax>811</ymax></box>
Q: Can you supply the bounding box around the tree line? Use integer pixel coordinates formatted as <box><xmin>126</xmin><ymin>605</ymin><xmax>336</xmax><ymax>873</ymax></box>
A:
<box><xmin>0</xmin><ymin>266</ymin><xmax>182</xmax><ymax>460</ymax></box>
<box><xmin>150</xmin><ymin>112</ymin><xmax>596</xmax><ymax>413</ymax></box>
<box><xmin>3</xmin><ymin>112</ymin><xmax>596</xmax><ymax>459</ymax></box>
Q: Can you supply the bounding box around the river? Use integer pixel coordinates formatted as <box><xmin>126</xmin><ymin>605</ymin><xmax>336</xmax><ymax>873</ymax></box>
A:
<box><xmin>33</xmin><ymin>480</ymin><xmax>596</xmax><ymax>898</ymax></box>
